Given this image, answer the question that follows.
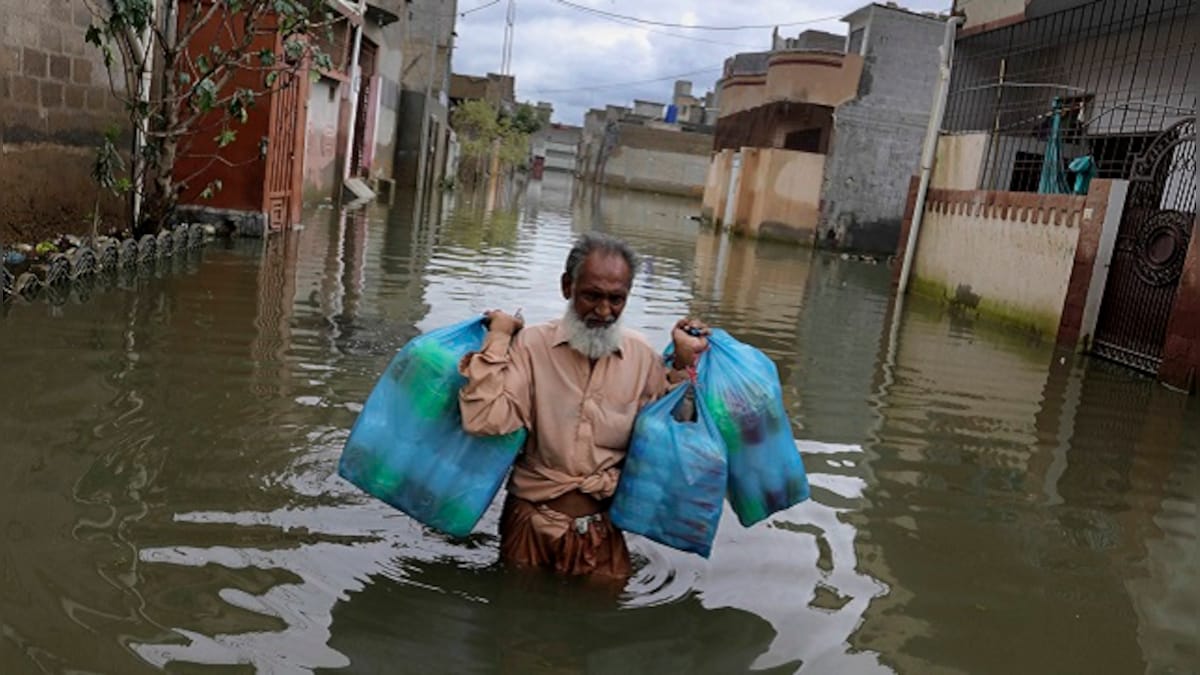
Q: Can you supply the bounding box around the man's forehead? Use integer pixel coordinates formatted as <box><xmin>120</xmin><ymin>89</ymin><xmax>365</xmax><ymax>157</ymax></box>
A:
<box><xmin>579</xmin><ymin>251</ymin><xmax>631</xmax><ymax>275</ymax></box>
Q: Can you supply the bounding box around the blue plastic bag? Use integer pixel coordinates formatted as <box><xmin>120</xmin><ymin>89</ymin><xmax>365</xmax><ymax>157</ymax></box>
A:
<box><xmin>698</xmin><ymin>329</ymin><xmax>810</xmax><ymax>527</ymax></box>
<box><xmin>338</xmin><ymin>318</ymin><xmax>526</xmax><ymax>537</ymax></box>
<box><xmin>610</xmin><ymin>381</ymin><xmax>727</xmax><ymax>557</ymax></box>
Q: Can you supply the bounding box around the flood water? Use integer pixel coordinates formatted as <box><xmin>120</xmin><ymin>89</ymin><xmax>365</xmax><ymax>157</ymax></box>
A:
<box><xmin>2</xmin><ymin>174</ymin><xmax>1197</xmax><ymax>674</ymax></box>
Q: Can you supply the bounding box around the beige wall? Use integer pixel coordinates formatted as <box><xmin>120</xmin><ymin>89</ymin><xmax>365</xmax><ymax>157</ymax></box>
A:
<box><xmin>701</xmin><ymin>149</ymin><xmax>734</xmax><ymax>224</ymax></box>
<box><xmin>303</xmin><ymin>77</ymin><xmax>342</xmax><ymax>203</ymax></box>
<box><xmin>764</xmin><ymin>52</ymin><xmax>863</xmax><ymax>108</ymax></box>
<box><xmin>717</xmin><ymin>76</ymin><xmax>766</xmax><ymax>118</ymax></box>
<box><xmin>731</xmin><ymin>148</ymin><xmax>825</xmax><ymax>242</ymax></box>
<box><xmin>912</xmin><ymin>191</ymin><xmax>1085</xmax><ymax>335</ymax></box>
<box><xmin>600</xmin><ymin>146</ymin><xmax>710</xmax><ymax>197</ymax></box>
<box><xmin>718</xmin><ymin>53</ymin><xmax>863</xmax><ymax>118</ymax></box>
<box><xmin>932</xmin><ymin>133</ymin><xmax>989</xmax><ymax>190</ymax></box>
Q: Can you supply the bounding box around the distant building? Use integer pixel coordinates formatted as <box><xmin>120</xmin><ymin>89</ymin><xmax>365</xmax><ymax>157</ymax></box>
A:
<box><xmin>703</xmin><ymin>2</ymin><xmax>947</xmax><ymax>252</ymax></box>
<box><xmin>396</xmin><ymin>0</ymin><xmax>458</xmax><ymax>199</ymax></box>
<box><xmin>448</xmin><ymin>72</ymin><xmax>516</xmax><ymax>113</ymax></box>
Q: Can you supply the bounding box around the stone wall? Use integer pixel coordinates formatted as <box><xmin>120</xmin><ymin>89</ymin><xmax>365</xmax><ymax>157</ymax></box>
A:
<box><xmin>0</xmin><ymin>0</ymin><xmax>128</xmax><ymax>243</ymax></box>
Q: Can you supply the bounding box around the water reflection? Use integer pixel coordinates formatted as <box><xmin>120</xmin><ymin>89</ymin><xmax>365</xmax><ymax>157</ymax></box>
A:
<box><xmin>0</xmin><ymin>181</ymin><xmax>1196</xmax><ymax>674</ymax></box>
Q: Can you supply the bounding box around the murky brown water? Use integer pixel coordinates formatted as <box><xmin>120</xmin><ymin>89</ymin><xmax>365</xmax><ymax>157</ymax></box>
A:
<box><xmin>2</xmin><ymin>174</ymin><xmax>1197</xmax><ymax>674</ymax></box>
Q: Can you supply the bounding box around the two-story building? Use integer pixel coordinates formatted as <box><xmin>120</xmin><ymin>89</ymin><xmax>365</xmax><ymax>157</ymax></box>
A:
<box><xmin>702</xmin><ymin>3</ymin><xmax>948</xmax><ymax>252</ymax></box>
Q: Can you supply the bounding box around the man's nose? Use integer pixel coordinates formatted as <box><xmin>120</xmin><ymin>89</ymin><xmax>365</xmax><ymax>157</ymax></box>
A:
<box><xmin>595</xmin><ymin>301</ymin><xmax>612</xmax><ymax>319</ymax></box>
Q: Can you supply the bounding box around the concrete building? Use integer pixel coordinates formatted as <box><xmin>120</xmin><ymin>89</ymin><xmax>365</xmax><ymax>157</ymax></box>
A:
<box><xmin>632</xmin><ymin>99</ymin><xmax>666</xmax><ymax>120</ymax></box>
<box><xmin>702</xmin><ymin>3</ymin><xmax>947</xmax><ymax>251</ymax></box>
<box><xmin>896</xmin><ymin>0</ymin><xmax>1198</xmax><ymax>394</ymax></box>
<box><xmin>577</xmin><ymin>82</ymin><xmax>717</xmax><ymax>197</ymax></box>
<box><xmin>448</xmin><ymin>72</ymin><xmax>516</xmax><ymax>113</ymax></box>
<box><xmin>302</xmin><ymin>2</ymin><xmax>411</xmax><ymax>206</ymax></box>
<box><xmin>534</xmin><ymin>124</ymin><xmax>582</xmax><ymax>174</ymax></box>
<box><xmin>396</xmin><ymin>0</ymin><xmax>457</xmax><ymax>199</ymax></box>
<box><xmin>671</xmin><ymin>80</ymin><xmax>718</xmax><ymax>126</ymax></box>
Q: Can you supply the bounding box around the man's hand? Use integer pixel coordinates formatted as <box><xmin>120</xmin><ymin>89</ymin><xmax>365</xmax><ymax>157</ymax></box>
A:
<box><xmin>484</xmin><ymin>309</ymin><xmax>524</xmax><ymax>336</ymax></box>
<box><xmin>671</xmin><ymin>317</ymin><xmax>710</xmax><ymax>370</ymax></box>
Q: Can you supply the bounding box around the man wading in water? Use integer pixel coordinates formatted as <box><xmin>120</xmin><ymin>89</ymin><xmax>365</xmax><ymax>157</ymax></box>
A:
<box><xmin>459</xmin><ymin>233</ymin><xmax>709</xmax><ymax>580</ymax></box>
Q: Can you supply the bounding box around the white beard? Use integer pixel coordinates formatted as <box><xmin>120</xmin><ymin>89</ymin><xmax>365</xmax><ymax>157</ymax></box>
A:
<box><xmin>562</xmin><ymin>304</ymin><xmax>624</xmax><ymax>360</ymax></box>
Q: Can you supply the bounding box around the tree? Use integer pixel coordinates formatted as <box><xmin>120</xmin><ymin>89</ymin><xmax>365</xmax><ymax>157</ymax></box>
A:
<box><xmin>451</xmin><ymin>99</ymin><xmax>533</xmax><ymax>189</ymax></box>
<box><xmin>83</xmin><ymin>0</ymin><xmax>334</xmax><ymax>234</ymax></box>
<box><xmin>508</xmin><ymin>102</ymin><xmax>544</xmax><ymax>136</ymax></box>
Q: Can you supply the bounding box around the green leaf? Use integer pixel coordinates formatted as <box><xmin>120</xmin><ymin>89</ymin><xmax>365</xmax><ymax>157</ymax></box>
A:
<box><xmin>178</xmin><ymin>71</ymin><xmax>191</xmax><ymax>86</ymax></box>
<box><xmin>194</xmin><ymin>79</ymin><xmax>217</xmax><ymax>112</ymax></box>
<box><xmin>199</xmin><ymin>179</ymin><xmax>223</xmax><ymax>200</ymax></box>
<box><xmin>196</xmin><ymin>55</ymin><xmax>210</xmax><ymax>75</ymax></box>
<box><xmin>265</xmin><ymin>70</ymin><xmax>279</xmax><ymax>88</ymax></box>
<box><xmin>215</xmin><ymin>128</ymin><xmax>237</xmax><ymax>148</ymax></box>
<box><xmin>85</xmin><ymin>24</ymin><xmax>103</xmax><ymax>47</ymax></box>
<box><xmin>258</xmin><ymin>49</ymin><xmax>276</xmax><ymax>67</ymax></box>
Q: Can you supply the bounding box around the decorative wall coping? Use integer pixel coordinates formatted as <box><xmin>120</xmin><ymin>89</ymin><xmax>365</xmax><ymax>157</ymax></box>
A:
<box><xmin>1</xmin><ymin>224</ymin><xmax>211</xmax><ymax>305</ymax></box>
<box><xmin>925</xmin><ymin>188</ymin><xmax>1088</xmax><ymax>228</ymax></box>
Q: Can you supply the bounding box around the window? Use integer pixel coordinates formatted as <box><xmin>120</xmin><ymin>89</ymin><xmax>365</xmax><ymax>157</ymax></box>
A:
<box><xmin>784</xmin><ymin>128</ymin><xmax>823</xmax><ymax>153</ymax></box>
<box><xmin>847</xmin><ymin>28</ymin><xmax>865</xmax><ymax>55</ymax></box>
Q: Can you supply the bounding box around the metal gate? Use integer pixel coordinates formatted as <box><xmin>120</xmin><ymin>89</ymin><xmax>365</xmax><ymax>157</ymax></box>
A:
<box><xmin>263</xmin><ymin>56</ymin><xmax>308</xmax><ymax>232</ymax></box>
<box><xmin>1092</xmin><ymin>118</ymin><xmax>1196</xmax><ymax>373</ymax></box>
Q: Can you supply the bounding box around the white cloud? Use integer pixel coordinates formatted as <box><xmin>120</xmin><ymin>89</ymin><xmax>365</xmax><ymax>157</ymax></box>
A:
<box><xmin>451</xmin><ymin>0</ymin><xmax>952</xmax><ymax>125</ymax></box>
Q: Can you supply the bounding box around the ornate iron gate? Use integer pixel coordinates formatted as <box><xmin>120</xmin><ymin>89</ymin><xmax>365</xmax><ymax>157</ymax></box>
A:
<box><xmin>1092</xmin><ymin>118</ymin><xmax>1196</xmax><ymax>373</ymax></box>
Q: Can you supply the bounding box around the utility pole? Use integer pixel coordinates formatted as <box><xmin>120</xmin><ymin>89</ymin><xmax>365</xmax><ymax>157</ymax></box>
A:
<box><xmin>501</xmin><ymin>0</ymin><xmax>515</xmax><ymax>75</ymax></box>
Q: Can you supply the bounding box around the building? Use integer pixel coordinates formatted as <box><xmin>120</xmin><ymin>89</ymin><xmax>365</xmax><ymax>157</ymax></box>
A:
<box><xmin>448</xmin><ymin>72</ymin><xmax>516</xmax><ymax>113</ymax></box>
<box><xmin>702</xmin><ymin>3</ymin><xmax>947</xmax><ymax>251</ymax></box>
<box><xmin>531</xmin><ymin>123</ymin><xmax>582</xmax><ymax>175</ymax></box>
<box><xmin>299</xmin><ymin>1</ymin><xmax>411</xmax><ymax>208</ymax></box>
<box><xmin>576</xmin><ymin>84</ymin><xmax>716</xmax><ymax>197</ymax></box>
<box><xmin>894</xmin><ymin>0</ymin><xmax>1197</xmax><ymax>390</ymax></box>
<box><xmin>396</xmin><ymin>0</ymin><xmax>457</xmax><ymax>200</ymax></box>
<box><xmin>670</xmin><ymin>80</ymin><xmax>718</xmax><ymax>126</ymax></box>
<box><xmin>175</xmin><ymin>1</ymin><xmax>412</xmax><ymax>232</ymax></box>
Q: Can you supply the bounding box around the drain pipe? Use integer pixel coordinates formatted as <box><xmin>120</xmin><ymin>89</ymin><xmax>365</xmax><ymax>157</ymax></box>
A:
<box><xmin>896</xmin><ymin>14</ymin><xmax>963</xmax><ymax>296</ymax></box>
<box><xmin>342</xmin><ymin>0</ymin><xmax>368</xmax><ymax>182</ymax></box>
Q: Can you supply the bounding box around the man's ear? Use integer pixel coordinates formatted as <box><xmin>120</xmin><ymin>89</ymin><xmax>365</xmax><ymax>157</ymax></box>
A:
<box><xmin>561</xmin><ymin>272</ymin><xmax>572</xmax><ymax>300</ymax></box>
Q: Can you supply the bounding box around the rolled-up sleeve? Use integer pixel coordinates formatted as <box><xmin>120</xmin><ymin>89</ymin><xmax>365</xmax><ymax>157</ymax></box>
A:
<box><xmin>458</xmin><ymin>330</ymin><xmax>533</xmax><ymax>436</ymax></box>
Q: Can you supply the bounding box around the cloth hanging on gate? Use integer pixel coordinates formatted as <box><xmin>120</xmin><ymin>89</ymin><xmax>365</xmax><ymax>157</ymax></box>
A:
<box><xmin>1069</xmin><ymin>155</ymin><xmax>1097</xmax><ymax>195</ymax></box>
<box><xmin>1039</xmin><ymin>97</ymin><xmax>1071</xmax><ymax>195</ymax></box>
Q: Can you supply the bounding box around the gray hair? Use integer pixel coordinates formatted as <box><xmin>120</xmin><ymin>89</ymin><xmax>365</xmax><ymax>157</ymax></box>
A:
<box><xmin>564</xmin><ymin>232</ymin><xmax>639</xmax><ymax>284</ymax></box>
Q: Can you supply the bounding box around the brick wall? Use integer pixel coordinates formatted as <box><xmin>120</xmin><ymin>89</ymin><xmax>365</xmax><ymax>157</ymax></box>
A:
<box><xmin>1</xmin><ymin>0</ymin><xmax>128</xmax><ymax>243</ymax></box>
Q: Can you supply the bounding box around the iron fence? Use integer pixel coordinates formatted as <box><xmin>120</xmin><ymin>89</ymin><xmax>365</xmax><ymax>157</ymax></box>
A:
<box><xmin>943</xmin><ymin>0</ymin><xmax>1197</xmax><ymax>192</ymax></box>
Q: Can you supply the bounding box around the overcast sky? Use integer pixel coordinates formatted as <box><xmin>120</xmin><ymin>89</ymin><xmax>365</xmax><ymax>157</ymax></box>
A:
<box><xmin>450</xmin><ymin>0</ymin><xmax>951</xmax><ymax>125</ymax></box>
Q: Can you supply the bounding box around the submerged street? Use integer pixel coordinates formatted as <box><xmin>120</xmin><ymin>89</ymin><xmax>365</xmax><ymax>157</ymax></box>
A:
<box><xmin>1</xmin><ymin>177</ymin><xmax>1197</xmax><ymax>674</ymax></box>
